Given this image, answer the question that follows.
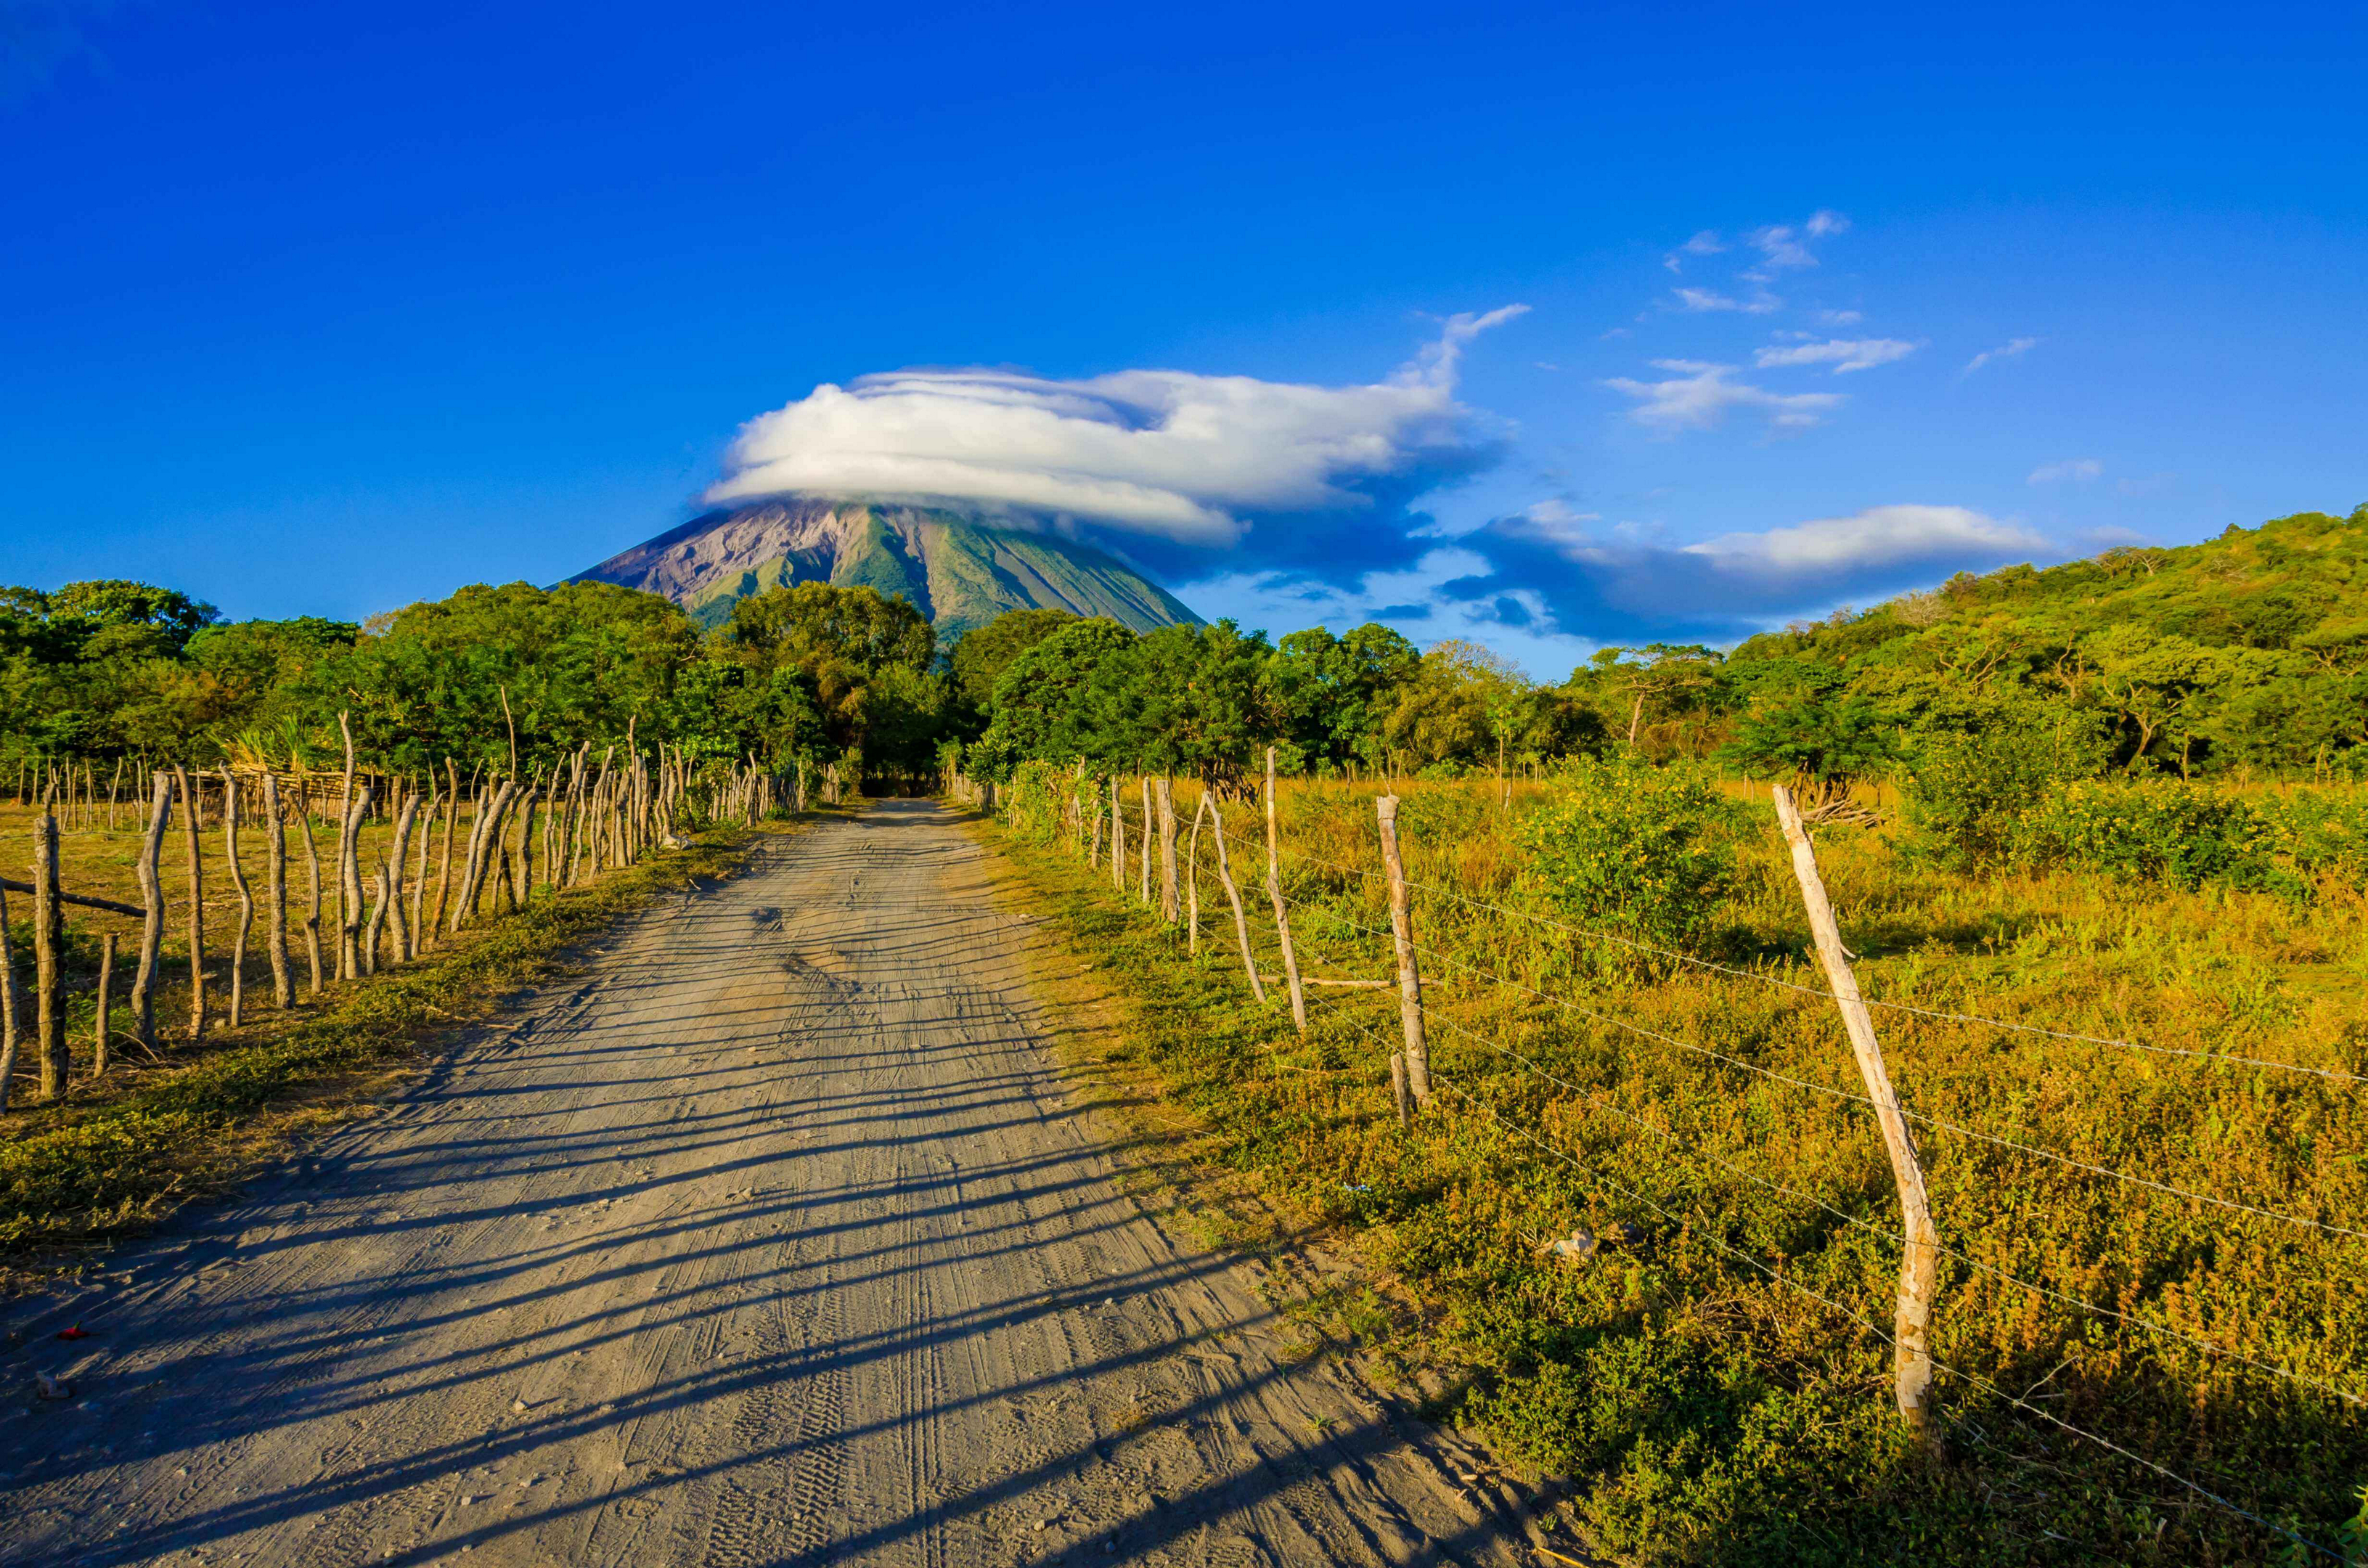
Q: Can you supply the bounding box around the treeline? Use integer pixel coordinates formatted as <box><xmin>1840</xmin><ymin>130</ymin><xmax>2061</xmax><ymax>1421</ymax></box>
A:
<box><xmin>10</xmin><ymin>505</ymin><xmax>2366</xmax><ymax>804</ymax></box>
<box><xmin>953</xmin><ymin>507</ymin><xmax>2368</xmax><ymax>798</ymax></box>
<box><xmin>0</xmin><ymin>578</ymin><xmax>951</xmax><ymax>783</ymax></box>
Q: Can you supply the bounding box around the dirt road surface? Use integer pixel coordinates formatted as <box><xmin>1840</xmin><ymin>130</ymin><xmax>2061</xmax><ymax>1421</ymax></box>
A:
<box><xmin>1</xmin><ymin>801</ymin><xmax>1528</xmax><ymax>1567</ymax></box>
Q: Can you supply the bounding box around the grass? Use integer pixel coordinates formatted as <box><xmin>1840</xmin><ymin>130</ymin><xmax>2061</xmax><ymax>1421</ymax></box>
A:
<box><xmin>0</xmin><ymin>794</ymin><xmax>788</xmax><ymax>1279</ymax></box>
<box><xmin>982</xmin><ymin>772</ymin><xmax>2368</xmax><ymax>1567</ymax></box>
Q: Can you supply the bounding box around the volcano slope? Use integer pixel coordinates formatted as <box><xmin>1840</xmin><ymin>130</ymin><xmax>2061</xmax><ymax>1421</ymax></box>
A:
<box><xmin>0</xmin><ymin>800</ymin><xmax>1525</xmax><ymax>1567</ymax></box>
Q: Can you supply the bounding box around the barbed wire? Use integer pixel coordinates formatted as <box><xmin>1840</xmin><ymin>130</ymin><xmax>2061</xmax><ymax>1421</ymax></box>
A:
<box><xmin>1097</xmin><ymin>816</ymin><xmax>2368</xmax><ymax>1405</ymax></box>
<box><xmin>1432</xmin><ymin>1077</ymin><xmax>2349</xmax><ymax>1564</ymax></box>
<box><xmin>1053</xmin><ymin>792</ymin><xmax>2366</xmax><ymax>1548</ymax></box>
<box><xmin>1169</xmin><ymin>803</ymin><xmax>2366</xmax><ymax>1089</ymax></box>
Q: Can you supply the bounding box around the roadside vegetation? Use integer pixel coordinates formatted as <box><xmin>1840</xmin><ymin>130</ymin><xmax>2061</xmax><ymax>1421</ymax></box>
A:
<box><xmin>984</xmin><ymin>767</ymin><xmax>2368</xmax><ymax>1566</ymax></box>
<box><xmin>0</xmin><ymin>806</ymin><xmax>771</xmax><ymax>1271</ymax></box>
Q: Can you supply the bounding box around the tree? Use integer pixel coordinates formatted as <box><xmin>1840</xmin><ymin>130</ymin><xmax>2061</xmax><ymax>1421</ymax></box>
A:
<box><xmin>972</xmin><ymin>618</ymin><xmax>1138</xmax><ymax>777</ymax></box>
<box><xmin>947</xmin><ymin>608</ymin><xmax>1078</xmax><ymax>722</ymax></box>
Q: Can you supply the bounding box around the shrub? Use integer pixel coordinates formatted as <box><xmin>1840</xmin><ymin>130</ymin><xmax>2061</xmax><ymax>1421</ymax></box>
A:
<box><xmin>1904</xmin><ymin>706</ymin><xmax>2104</xmax><ymax>870</ymax></box>
<box><xmin>1518</xmin><ymin>756</ymin><xmax>1736</xmax><ymax>950</ymax></box>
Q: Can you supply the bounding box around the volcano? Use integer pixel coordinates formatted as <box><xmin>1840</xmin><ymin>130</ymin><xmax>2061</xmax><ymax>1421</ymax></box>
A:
<box><xmin>569</xmin><ymin>497</ymin><xmax>1202</xmax><ymax>641</ymax></box>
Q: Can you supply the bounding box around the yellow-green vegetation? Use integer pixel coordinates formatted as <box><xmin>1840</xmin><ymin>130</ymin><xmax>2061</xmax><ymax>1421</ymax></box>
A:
<box><xmin>0</xmin><ymin>804</ymin><xmax>767</xmax><ymax>1263</ymax></box>
<box><xmin>985</xmin><ymin>768</ymin><xmax>2368</xmax><ymax>1567</ymax></box>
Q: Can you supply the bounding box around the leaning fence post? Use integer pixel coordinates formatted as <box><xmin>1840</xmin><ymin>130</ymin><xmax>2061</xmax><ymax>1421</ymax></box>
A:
<box><xmin>131</xmin><ymin>772</ymin><xmax>171</xmax><ymax>1046</ymax></box>
<box><xmin>0</xmin><ymin>876</ymin><xmax>17</xmax><ymax>1111</ymax></box>
<box><xmin>33</xmin><ymin>812</ymin><xmax>65</xmax><ymax>1100</ymax></box>
<box><xmin>1772</xmin><ymin>784</ymin><xmax>1939</xmax><ymax>1436</ymax></box>
<box><xmin>1263</xmin><ymin>748</ymin><xmax>1306</xmax><ymax>1033</ymax></box>
<box><xmin>1206</xmin><ymin>799</ymin><xmax>1267</xmax><ymax>1004</ymax></box>
<box><xmin>1373</xmin><ymin>794</ymin><xmax>1431</xmax><ymax>1108</ymax></box>
<box><xmin>93</xmin><ymin>931</ymin><xmax>115</xmax><ymax>1077</ymax></box>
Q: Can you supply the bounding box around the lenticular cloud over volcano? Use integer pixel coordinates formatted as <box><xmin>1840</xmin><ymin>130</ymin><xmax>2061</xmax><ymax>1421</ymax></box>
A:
<box><xmin>705</xmin><ymin>307</ymin><xmax>1527</xmax><ymax>547</ymax></box>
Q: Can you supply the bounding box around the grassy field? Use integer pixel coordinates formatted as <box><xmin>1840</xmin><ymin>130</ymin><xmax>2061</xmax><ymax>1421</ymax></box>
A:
<box><xmin>0</xmin><ymin>791</ymin><xmax>779</xmax><ymax>1275</ymax></box>
<box><xmin>986</xmin><ymin>773</ymin><xmax>2368</xmax><ymax>1566</ymax></box>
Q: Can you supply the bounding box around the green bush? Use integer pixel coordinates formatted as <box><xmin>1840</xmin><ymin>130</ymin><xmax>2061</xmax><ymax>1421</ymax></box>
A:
<box><xmin>1519</xmin><ymin>756</ymin><xmax>1736</xmax><ymax>950</ymax></box>
<box><xmin>1904</xmin><ymin>706</ymin><xmax>2104</xmax><ymax>870</ymax></box>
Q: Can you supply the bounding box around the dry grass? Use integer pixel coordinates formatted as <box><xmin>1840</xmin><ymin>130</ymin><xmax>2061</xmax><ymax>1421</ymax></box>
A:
<box><xmin>986</xmin><ymin>772</ymin><xmax>2368</xmax><ymax>1566</ymax></box>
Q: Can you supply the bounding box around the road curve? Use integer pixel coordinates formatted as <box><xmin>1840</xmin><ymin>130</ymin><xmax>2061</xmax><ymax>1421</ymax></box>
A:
<box><xmin>1</xmin><ymin>801</ymin><xmax>1525</xmax><ymax>1567</ymax></box>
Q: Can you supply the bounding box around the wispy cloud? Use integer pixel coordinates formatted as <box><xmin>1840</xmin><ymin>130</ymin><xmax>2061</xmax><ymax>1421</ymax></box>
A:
<box><xmin>1604</xmin><ymin>360</ymin><xmax>1845</xmax><ymax>433</ymax></box>
<box><xmin>1752</xmin><ymin>338</ymin><xmax>1920</xmax><ymax>374</ymax></box>
<box><xmin>2028</xmin><ymin>457</ymin><xmax>2102</xmax><ymax>484</ymax></box>
<box><xmin>1671</xmin><ymin>286</ymin><xmax>1781</xmax><ymax>314</ymax></box>
<box><xmin>1661</xmin><ymin>229</ymin><xmax>1728</xmax><ymax>273</ymax></box>
<box><xmin>1446</xmin><ymin>502</ymin><xmax>2046</xmax><ymax>641</ymax></box>
<box><xmin>1741</xmin><ymin>211</ymin><xmax>1849</xmax><ymax>279</ymax></box>
<box><xmin>1820</xmin><ymin>309</ymin><xmax>1864</xmax><ymax>326</ymax></box>
<box><xmin>1964</xmin><ymin>336</ymin><xmax>2040</xmax><ymax>374</ymax></box>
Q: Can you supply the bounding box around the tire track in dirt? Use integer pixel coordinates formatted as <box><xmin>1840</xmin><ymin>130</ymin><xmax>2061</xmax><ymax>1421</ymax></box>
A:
<box><xmin>0</xmin><ymin>801</ymin><xmax>1530</xmax><ymax>1567</ymax></box>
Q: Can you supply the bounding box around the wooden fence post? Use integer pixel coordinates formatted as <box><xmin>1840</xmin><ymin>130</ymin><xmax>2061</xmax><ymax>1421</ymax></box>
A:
<box><xmin>172</xmin><ymin>764</ymin><xmax>207</xmax><ymax>1037</ymax></box>
<box><xmin>1206</xmin><ymin>799</ymin><xmax>1267</xmax><ymax>1004</ymax></box>
<box><xmin>1110</xmin><ymin>777</ymin><xmax>1126</xmax><ymax>894</ymax></box>
<box><xmin>261</xmin><ymin>772</ymin><xmax>293</xmax><ymax>1008</ymax></box>
<box><xmin>1156</xmin><ymin>776</ymin><xmax>1179</xmax><ymax>923</ymax></box>
<box><xmin>1138</xmin><ymin>776</ymin><xmax>1154</xmax><ymax>906</ymax></box>
<box><xmin>93</xmin><ymin>932</ymin><xmax>115</xmax><ymax>1077</ymax></box>
<box><xmin>1263</xmin><ymin>748</ymin><xmax>1306</xmax><ymax>1033</ymax></box>
<box><xmin>1185</xmin><ymin>793</ymin><xmax>1205</xmax><ymax>957</ymax></box>
<box><xmin>33</xmin><ymin>812</ymin><xmax>64</xmax><ymax>1101</ymax></box>
<box><xmin>221</xmin><ymin>767</ymin><xmax>253</xmax><ymax>1028</ymax></box>
<box><xmin>298</xmin><ymin>777</ymin><xmax>326</xmax><ymax>994</ymax></box>
<box><xmin>1772</xmin><ymin>784</ymin><xmax>1940</xmax><ymax>1435</ymax></box>
<box><xmin>1373</xmin><ymin>795</ymin><xmax>1431</xmax><ymax>1108</ymax></box>
<box><xmin>0</xmin><ymin>875</ymin><xmax>17</xmax><ymax>1111</ymax></box>
<box><xmin>1390</xmin><ymin>1050</ymin><xmax>1411</xmax><ymax>1128</ymax></box>
<box><xmin>130</xmin><ymin>772</ymin><xmax>171</xmax><ymax>1045</ymax></box>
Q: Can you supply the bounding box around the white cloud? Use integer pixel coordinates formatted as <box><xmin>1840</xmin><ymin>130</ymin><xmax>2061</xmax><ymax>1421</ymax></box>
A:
<box><xmin>1804</xmin><ymin>209</ymin><xmax>1850</xmax><ymax>238</ymax></box>
<box><xmin>1752</xmin><ymin>337</ymin><xmax>1920</xmax><ymax>374</ymax></box>
<box><xmin>1964</xmin><ymin>336</ymin><xmax>2040</xmax><ymax>373</ymax></box>
<box><xmin>2028</xmin><ymin>457</ymin><xmax>2102</xmax><ymax>484</ymax></box>
<box><xmin>1681</xmin><ymin>505</ymin><xmax>2043</xmax><ymax>581</ymax></box>
<box><xmin>706</xmin><ymin>307</ymin><xmax>1528</xmax><ymax>544</ymax></box>
<box><xmin>1520</xmin><ymin>498</ymin><xmax>1601</xmax><ymax>529</ymax></box>
<box><xmin>1820</xmin><ymin>309</ymin><xmax>1864</xmax><ymax>326</ymax></box>
<box><xmin>1747</xmin><ymin>224</ymin><xmax>1818</xmax><ymax>271</ymax></box>
<box><xmin>1461</xmin><ymin>501</ymin><xmax>2050</xmax><ymax>640</ymax></box>
<box><xmin>1662</xmin><ymin>229</ymin><xmax>1728</xmax><ymax>272</ymax></box>
<box><xmin>1671</xmin><ymin>286</ymin><xmax>1781</xmax><ymax>314</ymax></box>
<box><xmin>1604</xmin><ymin>360</ymin><xmax>1845</xmax><ymax>433</ymax></box>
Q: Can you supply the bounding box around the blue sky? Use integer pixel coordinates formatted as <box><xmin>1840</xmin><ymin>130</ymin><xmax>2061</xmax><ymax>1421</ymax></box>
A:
<box><xmin>4</xmin><ymin>1</ymin><xmax>2363</xmax><ymax>675</ymax></box>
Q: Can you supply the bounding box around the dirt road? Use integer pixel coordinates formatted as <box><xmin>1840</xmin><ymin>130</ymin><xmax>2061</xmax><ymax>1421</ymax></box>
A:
<box><xmin>1</xmin><ymin>801</ymin><xmax>1527</xmax><ymax>1567</ymax></box>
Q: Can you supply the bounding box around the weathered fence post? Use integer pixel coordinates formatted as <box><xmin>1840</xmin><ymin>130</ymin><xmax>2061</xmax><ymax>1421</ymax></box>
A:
<box><xmin>1185</xmin><ymin>793</ymin><xmax>1205</xmax><ymax>957</ymax></box>
<box><xmin>131</xmin><ymin>772</ymin><xmax>171</xmax><ymax>1045</ymax></box>
<box><xmin>33</xmin><ymin>812</ymin><xmax>65</xmax><ymax>1099</ymax></box>
<box><xmin>1373</xmin><ymin>794</ymin><xmax>1431</xmax><ymax>1108</ymax></box>
<box><xmin>1207</xmin><ymin>799</ymin><xmax>1266</xmax><ymax>1003</ymax></box>
<box><xmin>1156</xmin><ymin>776</ymin><xmax>1179</xmax><ymax>923</ymax></box>
<box><xmin>1110</xmin><ymin>777</ymin><xmax>1126</xmax><ymax>894</ymax></box>
<box><xmin>222</xmin><ymin>767</ymin><xmax>253</xmax><ymax>1027</ymax></box>
<box><xmin>1138</xmin><ymin>776</ymin><xmax>1154</xmax><ymax>907</ymax></box>
<box><xmin>261</xmin><ymin>772</ymin><xmax>293</xmax><ymax>1008</ymax></box>
<box><xmin>335</xmin><ymin>714</ymin><xmax>357</xmax><ymax>976</ymax></box>
<box><xmin>298</xmin><ymin>777</ymin><xmax>326</xmax><ymax>994</ymax></box>
<box><xmin>0</xmin><ymin>876</ymin><xmax>17</xmax><ymax>1111</ymax></box>
<box><xmin>1771</xmin><ymin>784</ymin><xmax>1939</xmax><ymax>1436</ymax></box>
<box><xmin>93</xmin><ymin>931</ymin><xmax>115</xmax><ymax>1077</ymax></box>
<box><xmin>173</xmin><ymin>764</ymin><xmax>208</xmax><ymax>1037</ymax></box>
<box><xmin>1390</xmin><ymin>1050</ymin><xmax>1411</xmax><ymax>1128</ymax></box>
<box><xmin>1263</xmin><ymin>748</ymin><xmax>1307</xmax><ymax>1034</ymax></box>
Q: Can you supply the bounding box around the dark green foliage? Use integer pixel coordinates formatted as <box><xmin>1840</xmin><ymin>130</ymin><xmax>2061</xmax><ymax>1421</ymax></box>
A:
<box><xmin>1519</xmin><ymin>756</ymin><xmax>1739</xmax><ymax>950</ymax></box>
<box><xmin>945</xmin><ymin>607</ymin><xmax>1078</xmax><ymax>722</ymax></box>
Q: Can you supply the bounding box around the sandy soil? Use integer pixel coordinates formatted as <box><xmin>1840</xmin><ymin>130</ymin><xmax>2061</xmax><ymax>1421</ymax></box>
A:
<box><xmin>0</xmin><ymin>801</ymin><xmax>1528</xmax><ymax>1567</ymax></box>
